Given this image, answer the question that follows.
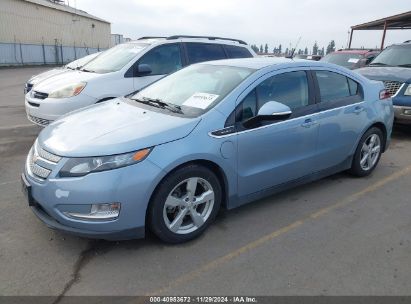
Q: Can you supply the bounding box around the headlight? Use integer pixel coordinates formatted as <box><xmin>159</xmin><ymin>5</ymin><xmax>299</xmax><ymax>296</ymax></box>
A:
<box><xmin>59</xmin><ymin>148</ymin><xmax>152</xmax><ymax>177</ymax></box>
<box><xmin>404</xmin><ymin>84</ymin><xmax>411</xmax><ymax>96</ymax></box>
<box><xmin>49</xmin><ymin>82</ymin><xmax>87</xmax><ymax>98</ymax></box>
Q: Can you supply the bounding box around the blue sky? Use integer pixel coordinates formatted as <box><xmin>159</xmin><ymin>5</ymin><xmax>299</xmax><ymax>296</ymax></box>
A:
<box><xmin>73</xmin><ymin>0</ymin><xmax>411</xmax><ymax>52</ymax></box>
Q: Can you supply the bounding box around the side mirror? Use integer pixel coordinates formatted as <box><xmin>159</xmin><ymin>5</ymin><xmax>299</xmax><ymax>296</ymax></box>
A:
<box><xmin>243</xmin><ymin>101</ymin><xmax>292</xmax><ymax>128</ymax></box>
<box><xmin>135</xmin><ymin>64</ymin><xmax>152</xmax><ymax>76</ymax></box>
<box><xmin>257</xmin><ymin>101</ymin><xmax>292</xmax><ymax>117</ymax></box>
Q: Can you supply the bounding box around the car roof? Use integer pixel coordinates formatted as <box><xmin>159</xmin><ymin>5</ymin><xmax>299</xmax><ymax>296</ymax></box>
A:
<box><xmin>200</xmin><ymin>57</ymin><xmax>335</xmax><ymax>70</ymax></box>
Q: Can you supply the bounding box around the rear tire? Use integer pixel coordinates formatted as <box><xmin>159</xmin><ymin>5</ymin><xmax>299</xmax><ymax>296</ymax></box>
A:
<box><xmin>349</xmin><ymin>127</ymin><xmax>383</xmax><ymax>177</ymax></box>
<box><xmin>148</xmin><ymin>164</ymin><xmax>222</xmax><ymax>243</ymax></box>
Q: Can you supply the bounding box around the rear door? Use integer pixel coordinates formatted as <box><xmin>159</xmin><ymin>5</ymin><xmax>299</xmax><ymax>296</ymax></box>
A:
<box><xmin>312</xmin><ymin>69</ymin><xmax>369</xmax><ymax>171</ymax></box>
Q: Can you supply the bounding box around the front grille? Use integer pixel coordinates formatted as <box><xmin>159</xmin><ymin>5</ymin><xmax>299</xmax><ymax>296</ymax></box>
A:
<box><xmin>27</xmin><ymin>148</ymin><xmax>51</xmax><ymax>180</ymax></box>
<box><xmin>383</xmin><ymin>81</ymin><xmax>403</xmax><ymax>96</ymax></box>
<box><xmin>26</xmin><ymin>142</ymin><xmax>61</xmax><ymax>181</ymax></box>
<box><xmin>32</xmin><ymin>91</ymin><xmax>49</xmax><ymax>100</ymax></box>
<box><xmin>35</xmin><ymin>141</ymin><xmax>61</xmax><ymax>163</ymax></box>
<box><xmin>28</xmin><ymin>114</ymin><xmax>51</xmax><ymax>126</ymax></box>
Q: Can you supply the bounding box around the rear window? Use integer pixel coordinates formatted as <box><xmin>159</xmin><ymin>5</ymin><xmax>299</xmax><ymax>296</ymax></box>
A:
<box><xmin>321</xmin><ymin>53</ymin><xmax>362</xmax><ymax>69</ymax></box>
<box><xmin>224</xmin><ymin>45</ymin><xmax>253</xmax><ymax>58</ymax></box>
<box><xmin>185</xmin><ymin>43</ymin><xmax>227</xmax><ymax>64</ymax></box>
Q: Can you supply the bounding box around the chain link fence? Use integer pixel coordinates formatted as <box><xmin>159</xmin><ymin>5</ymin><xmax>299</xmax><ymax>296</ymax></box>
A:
<box><xmin>0</xmin><ymin>41</ymin><xmax>105</xmax><ymax>66</ymax></box>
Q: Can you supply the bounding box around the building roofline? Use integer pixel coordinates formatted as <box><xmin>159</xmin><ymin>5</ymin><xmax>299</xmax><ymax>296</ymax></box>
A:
<box><xmin>23</xmin><ymin>0</ymin><xmax>110</xmax><ymax>24</ymax></box>
<box><xmin>351</xmin><ymin>11</ymin><xmax>411</xmax><ymax>30</ymax></box>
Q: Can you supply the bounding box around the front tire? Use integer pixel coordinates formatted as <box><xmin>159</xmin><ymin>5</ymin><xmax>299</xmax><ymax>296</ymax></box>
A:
<box><xmin>148</xmin><ymin>164</ymin><xmax>222</xmax><ymax>243</ymax></box>
<box><xmin>349</xmin><ymin>127</ymin><xmax>383</xmax><ymax>177</ymax></box>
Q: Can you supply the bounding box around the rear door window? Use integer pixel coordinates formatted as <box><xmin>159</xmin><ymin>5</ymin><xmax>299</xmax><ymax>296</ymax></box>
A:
<box><xmin>315</xmin><ymin>70</ymin><xmax>363</xmax><ymax>106</ymax></box>
<box><xmin>224</xmin><ymin>45</ymin><xmax>253</xmax><ymax>58</ymax></box>
<box><xmin>185</xmin><ymin>43</ymin><xmax>227</xmax><ymax>64</ymax></box>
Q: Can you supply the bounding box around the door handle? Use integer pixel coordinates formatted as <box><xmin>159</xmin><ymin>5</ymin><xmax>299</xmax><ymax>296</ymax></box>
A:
<box><xmin>301</xmin><ymin>118</ymin><xmax>317</xmax><ymax>128</ymax></box>
<box><xmin>353</xmin><ymin>106</ymin><xmax>365</xmax><ymax>114</ymax></box>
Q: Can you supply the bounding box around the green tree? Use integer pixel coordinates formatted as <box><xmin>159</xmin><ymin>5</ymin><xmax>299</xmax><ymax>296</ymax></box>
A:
<box><xmin>251</xmin><ymin>44</ymin><xmax>259</xmax><ymax>53</ymax></box>
<box><xmin>260</xmin><ymin>44</ymin><xmax>263</xmax><ymax>53</ymax></box>
<box><xmin>264</xmin><ymin>43</ymin><xmax>268</xmax><ymax>53</ymax></box>
<box><xmin>312</xmin><ymin>42</ymin><xmax>318</xmax><ymax>55</ymax></box>
<box><xmin>278</xmin><ymin>44</ymin><xmax>282</xmax><ymax>54</ymax></box>
<box><xmin>285</xmin><ymin>48</ymin><xmax>289</xmax><ymax>56</ymax></box>
<box><xmin>304</xmin><ymin>47</ymin><xmax>308</xmax><ymax>55</ymax></box>
<box><xmin>326</xmin><ymin>40</ymin><xmax>336</xmax><ymax>54</ymax></box>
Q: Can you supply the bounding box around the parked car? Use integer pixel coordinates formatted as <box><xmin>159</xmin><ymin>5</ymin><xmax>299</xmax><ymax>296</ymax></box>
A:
<box><xmin>22</xmin><ymin>58</ymin><xmax>393</xmax><ymax>243</ymax></box>
<box><xmin>321</xmin><ymin>49</ymin><xmax>380</xmax><ymax>69</ymax></box>
<box><xmin>24</xmin><ymin>52</ymin><xmax>101</xmax><ymax>94</ymax></box>
<box><xmin>24</xmin><ymin>35</ymin><xmax>256</xmax><ymax>126</ymax></box>
<box><xmin>356</xmin><ymin>41</ymin><xmax>411</xmax><ymax>125</ymax></box>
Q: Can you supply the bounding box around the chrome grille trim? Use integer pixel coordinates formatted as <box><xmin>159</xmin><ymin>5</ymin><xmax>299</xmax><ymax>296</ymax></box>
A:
<box><xmin>383</xmin><ymin>81</ymin><xmax>403</xmax><ymax>96</ymax></box>
<box><xmin>35</xmin><ymin>141</ymin><xmax>61</xmax><ymax>163</ymax></box>
<box><xmin>27</xmin><ymin>147</ymin><xmax>51</xmax><ymax>180</ymax></box>
<box><xmin>26</xmin><ymin>142</ymin><xmax>61</xmax><ymax>181</ymax></box>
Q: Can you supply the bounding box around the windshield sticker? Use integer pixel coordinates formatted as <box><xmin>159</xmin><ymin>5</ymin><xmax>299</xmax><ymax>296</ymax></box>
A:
<box><xmin>183</xmin><ymin>93</ymin><xmax>219</xmax><ymax>109</ymax></box>
<box><xmin>348</xmin><ymin>58</ymin><xmax>360</xmax><ymax>63</ymax></box>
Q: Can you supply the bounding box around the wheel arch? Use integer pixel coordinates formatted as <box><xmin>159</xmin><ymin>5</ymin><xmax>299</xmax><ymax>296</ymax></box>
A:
<box><xmin>145</xmin><ymin>159</ymin><xmax>230</xmax><ymax>225</ymax></box>
<box><xmin>369</xmin><ymin>121</ymin><xmax>388</xmax><ymax>152</ymax></box>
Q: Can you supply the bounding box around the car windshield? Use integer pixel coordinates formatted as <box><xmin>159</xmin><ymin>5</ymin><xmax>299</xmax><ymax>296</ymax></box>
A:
<box><xmin>81</xmin><ymin>43</ymin><xmax>148</xmax><ymax>73</ymax></box>
<box><xmin>370</xmin><ymin>45</ymin><xmax>411</xmax><ymax>67</ymax></box>
<box><xmin>65</xmin><ymin>52</ymin><xmax>100</xmax><ymax>70</ymax></box>
<box><xmin>131</xmin><ymin>64</ymin><xmax>255</xmax><ymax>117</ymax></box>
<box><xmin>321</xmin><ymin>53</ymin><xmax>362</xmax><ymax>68</ymax></box>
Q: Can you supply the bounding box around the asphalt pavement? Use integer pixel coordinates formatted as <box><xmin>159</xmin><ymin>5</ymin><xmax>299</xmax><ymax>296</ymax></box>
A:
<box><xmin>0</xmin><ymin>67</ymin><xmax>410</xmax><ymax>298</ymax></box>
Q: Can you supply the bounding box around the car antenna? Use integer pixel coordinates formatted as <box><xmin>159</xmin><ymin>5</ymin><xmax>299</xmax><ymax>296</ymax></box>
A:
<box><xmin>287</xmin><ymin>36</ymin><xmax>301</xmax><ymax>59</ymax></box>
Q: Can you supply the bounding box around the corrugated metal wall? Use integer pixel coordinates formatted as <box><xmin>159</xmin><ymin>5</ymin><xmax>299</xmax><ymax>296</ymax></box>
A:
<box><xmin>0</xmin><ymin>0</ymin><xmax>110</xmax><ymax>66</ymax></box>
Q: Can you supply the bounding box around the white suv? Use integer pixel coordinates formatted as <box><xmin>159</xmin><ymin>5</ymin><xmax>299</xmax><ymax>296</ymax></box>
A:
<box><xmin>25</xmin><ymin>35</ymin><xmax>256</xmax><ymax>126</ymax></box>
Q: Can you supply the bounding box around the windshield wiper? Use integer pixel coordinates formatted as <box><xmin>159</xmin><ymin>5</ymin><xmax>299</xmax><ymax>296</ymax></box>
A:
<box><xmin>396</xmin><ymin>64</ymin><xmax>411</xmax><ymax>68</ymax></box>
<box><xmin>80</xmin><ymin>68</ymin><xmax>95</xmax><ymax>73</ymax></box>
<box><xmin>369</xmin><ymin>62</ymin><xmax>389</xmax><ymax>66</ymax></box>
<box><xmin>132</xmin><ymin>97</ymin><xmax>184</xmax><ymax>114</ymax></box>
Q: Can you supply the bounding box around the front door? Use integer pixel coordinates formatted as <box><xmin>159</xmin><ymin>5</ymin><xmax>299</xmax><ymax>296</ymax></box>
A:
<box><xmin>236</xmin><ymin>70</ymin><xmax>319</xmax><ymax>197</ymax></box>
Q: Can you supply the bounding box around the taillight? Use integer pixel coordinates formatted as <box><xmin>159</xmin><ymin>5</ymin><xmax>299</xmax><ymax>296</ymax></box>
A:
<box><xmin>379</xmin><ymin>89</ymin><xmax>391</xmax><ymax>100</ymax></box>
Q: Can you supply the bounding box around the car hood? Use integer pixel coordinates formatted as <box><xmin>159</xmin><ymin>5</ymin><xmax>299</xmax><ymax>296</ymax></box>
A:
<box><xmin>29</xmin><ymin>68</ymin><xmax>67</xmax><ymax>85</ymax></box>
<box><xmin>356</xmin><ymin>66</ymin><xmax>411</xmax><ymax>83</ymax></box>
<box><xmin>38</xmin><ymin>99</ymin><xmax>201</xmax><ymax>157</ymax></box>
<box><xmin>32</xmin><ymin>70</ymin><xmax>101</xmax><ymax>93</ymax></box>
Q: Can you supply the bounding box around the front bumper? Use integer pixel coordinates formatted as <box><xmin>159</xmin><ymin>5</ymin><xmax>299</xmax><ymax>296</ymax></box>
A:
<box><xmin>24</xmin><ymin>92</ymin><xmax>98</xmax><ymax>127</ymax></box>
<box><xmin>393</xmin><ymin>105</ymin><xmax>411</xmax><ymax>125</ymax></box>
<box><xmin>23</xmin><ymin>155</ymin><xmax>165</xmax><ymax>240</ymax></box>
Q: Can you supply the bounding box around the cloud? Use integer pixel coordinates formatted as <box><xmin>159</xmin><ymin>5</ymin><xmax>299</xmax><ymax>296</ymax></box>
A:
<box><xmin>75</xmin><ymin>0</ymin><xmax>411</xmax><ymax>51</ymax></box>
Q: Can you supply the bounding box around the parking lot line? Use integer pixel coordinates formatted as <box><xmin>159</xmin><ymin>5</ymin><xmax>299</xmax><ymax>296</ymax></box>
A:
<box><xmin>145</xmin><ymin>164</ymin><xmax>411</xmax><ymax>296</ymax></box>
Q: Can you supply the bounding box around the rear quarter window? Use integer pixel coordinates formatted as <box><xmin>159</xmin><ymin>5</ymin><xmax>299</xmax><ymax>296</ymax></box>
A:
<box><xmin>224</xmin><ymin>45</ymin><xmax>253</xmax><ymax>58</ymax></box>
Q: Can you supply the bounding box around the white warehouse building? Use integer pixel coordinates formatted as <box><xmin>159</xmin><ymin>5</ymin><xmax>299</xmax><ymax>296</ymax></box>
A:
<box><xmin>0</xmin><ymin>0</ymin><xmax>111</xmax><ymax>66</ymax></box>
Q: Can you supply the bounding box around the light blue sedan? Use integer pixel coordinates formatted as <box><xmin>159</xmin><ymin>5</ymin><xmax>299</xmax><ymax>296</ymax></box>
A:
<box><xmin>22</xmin><ymin>58</ymin><xmax>394</xmax><ymax>243</ymax></box>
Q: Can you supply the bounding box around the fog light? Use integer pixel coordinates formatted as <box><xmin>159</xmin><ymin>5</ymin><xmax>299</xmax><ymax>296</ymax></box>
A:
<box><xmin>64</xmin><ymin>203</ymin><xmax>120</xmax><ymax>221</ymax></box>
<box><xmin>403</xmin><ymin>109</ymin><xmax>411</xmax><ymax>115</ymax></box>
